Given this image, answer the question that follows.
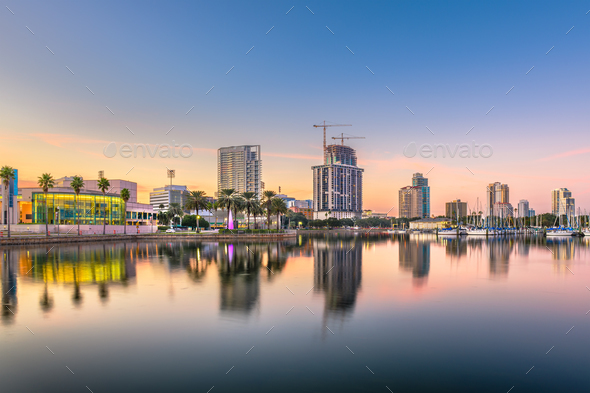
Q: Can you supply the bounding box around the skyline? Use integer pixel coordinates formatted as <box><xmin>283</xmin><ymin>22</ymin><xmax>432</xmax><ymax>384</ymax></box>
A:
<box><xmin>2</xmin><ymin>1</ymin><xmax>590</xmax><ymax>215</ymax></box>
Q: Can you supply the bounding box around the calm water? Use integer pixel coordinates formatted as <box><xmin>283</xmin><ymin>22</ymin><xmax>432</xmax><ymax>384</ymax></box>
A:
<box><xmin>1</xmin><ymin>234</ymin><xmax>590</xmax><ymax>392</ymax></box>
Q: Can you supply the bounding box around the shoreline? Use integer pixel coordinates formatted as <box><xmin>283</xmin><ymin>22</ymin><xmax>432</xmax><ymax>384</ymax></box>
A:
<box><xmin>0</xmin><ymin>232</ymin><xmax>297</xmax><ymax>246</ymax></box>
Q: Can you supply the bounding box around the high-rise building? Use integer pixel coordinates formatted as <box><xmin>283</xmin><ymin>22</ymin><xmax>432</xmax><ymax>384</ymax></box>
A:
<box><xmin>551</xmin><ymin>188</ymin><xmax>575</xmax><ymax>217</ymax></box>
<box><xmin>218</xmin><ymin>145</ymin><xmax>262</xmax><ymax>199</ymax></box>
<box><xmin>517</xmin><ymin>199</ymin><xmax>529</xmax><ymax>218</ymax></box>
<box><xmin>399</xmin><ymin>186</ymin><xmax>423</xmax><ymax>218</ymax></box>
<box><xmin>150</xmin><ymin>185</ymin><xmax>190</xmax><ymax>212</ymax></box>
<box><xmin>445</xmin><ymin>199</ymin><xmax>467</xmax><ymax>218</ymax></box>
<box><xmin>312</xmin><ymin>144</ymin><xmax>364</xmax><ymax>219</ymax></box>
<box><xmin>528</xmin><ymin>208</ymin><xmax>536</xmax><ymax>217</ymax></box>
<box><xmin>412</xmin><ymin>173</ymin><xmax>430</xmax><ymax>218</ymax></box>
<box><xmin>487</xmin><ymin>182</ymin><xmax>509</xmax><ymax>214</ymax></box>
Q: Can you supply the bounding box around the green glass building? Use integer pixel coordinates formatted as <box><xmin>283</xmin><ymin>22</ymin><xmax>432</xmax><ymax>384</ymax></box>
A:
<box><xmin>32</xmin><ymin>193</ymin><xmax>125</xmax><ymax>225</ymax></box>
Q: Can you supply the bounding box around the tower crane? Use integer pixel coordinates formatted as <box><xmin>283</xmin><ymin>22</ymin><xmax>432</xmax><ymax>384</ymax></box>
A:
<box><xmin>313</xmin><ymin>121</ymin><xmax>351</xmax><ymax>162</ymax></box>
<box><xmin>331</xmin><ymin>133</ymin><xmax>365</xmax><ymax>146</ymax></box>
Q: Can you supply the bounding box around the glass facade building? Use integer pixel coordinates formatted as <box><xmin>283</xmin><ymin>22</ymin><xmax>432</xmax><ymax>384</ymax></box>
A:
<box><xmin>32</xmin><ymin>193</ymin><xmax>125</xmax><ymax>225</ymax></box>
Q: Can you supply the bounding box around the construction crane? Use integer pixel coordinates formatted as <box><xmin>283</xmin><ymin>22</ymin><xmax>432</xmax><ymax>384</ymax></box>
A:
<box><xmin>313</xmin><ymin>121</ymin><xmax>351</xmax><ymax>162</ymax></box>
<box><xmin>331</xmin><ymin>133</ymin><xmax>365</xmax><ymax>146</ymax></box>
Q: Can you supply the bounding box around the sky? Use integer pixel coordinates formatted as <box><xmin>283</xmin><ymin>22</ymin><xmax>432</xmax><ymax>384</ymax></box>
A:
<box><xmin>1</xmin><ymin>0</ymin><xmax>589</xmax><ymax>215</ymax></box>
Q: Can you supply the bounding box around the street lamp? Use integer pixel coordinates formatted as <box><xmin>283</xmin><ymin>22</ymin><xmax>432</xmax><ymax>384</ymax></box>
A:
<box><xmin>298</xmin><ymin>221</ymin><xmax>302</xmax><ymax>229</ymax></box>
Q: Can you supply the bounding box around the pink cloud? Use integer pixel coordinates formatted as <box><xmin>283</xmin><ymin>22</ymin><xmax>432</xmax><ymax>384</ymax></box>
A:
<box><xmin>538</xmin><ymin>147</ymin><xmax>590</xmax><ymax>162</ymax></box>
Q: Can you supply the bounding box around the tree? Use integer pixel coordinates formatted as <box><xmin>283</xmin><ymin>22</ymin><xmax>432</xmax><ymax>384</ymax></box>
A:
<box><xmin>241</xmin><ymin>192</ymin><xmax>258</xmax><ymax>230</ymax></box>
<box><xmin>218</xmin><ymin>189</ymin><xmax>238</xmax><ymax>228</ymax></box>
<box><xmin>262</xmin><ymin>190</ymin><xmax>277</xmax><ymax>229</ymax></box>
<box><xmin>0</xmin><ymin>166</ymin><xmax>15</xmax><ymax>238</ymax></box>
<box><xmin>120</xmin><ymin>188</ymin><xmax>130</xmax><ymax>234</ymax></box>
<box><xmin>252</xmin><ymin>202</ymin><xmax>264</xmax><ymax>229</ymax></box>
<box><xmin>97</xmin><ymin>177</ymin><xmax>110</xmax><ymax>235</ymax></box>
<box><xmin>168</xmin><ymin>203</ymin><xmax>184</xmax><ymax>226</ymax></box>
<box><xmin>37</xmin><ymin>173</ymin><xmax>55</xmax><ymax>237</ymax></box>
<box><xmin>271</xmin><ymin>197</ymin><xmax>288</xmax><ymax>230</ymax></box>
<box><xmin>70</xmin><ymin>176</ymin><xmax>85</xmax><ymax>235</ymax></box>
<box><xmin>185</xmin><ymin>190</ymin><xmax>208</xmax><ymax>232</ymax></box>
<box><xmin>182</xmin><ymin>215</ymin><xmax>210</xmax><ymax>230</ymax></box>
<box><xmin>288</xmin><ymin>211</ymin><xmax>308</xmax><ymax>228</ymax></box>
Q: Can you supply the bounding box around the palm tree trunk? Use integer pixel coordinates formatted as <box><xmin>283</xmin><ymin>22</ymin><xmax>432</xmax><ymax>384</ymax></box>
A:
<box><xmin>247</xmin><ymin>207</ymin><xmax>251</xmax><ymax>230</ymax></box>
<box><xmin>123</xmin><ymin>203</ymin><xmax>126</xmax><ymax>235</ymax></box>
<box><xmin>5</xmin><ymin>186</ymin><xmax>11</xmax><ymax>238</ymax></box>
<box><xmin>76</xmin><ymin>193</ymin><xmax>80</xmax><ymax>235</ymax></box>
<box><xmin>103</xmin><ymin>194</ymin><xmax>106</xmax><ymax>235</ymax></box>
<box><xmin>276</xmin><ymin>213</ymin><xmax>280</xmax><ymax>230</ymax></box>
<box><xmin>196</xmin><ymin>207</ymin><xmax>200</xmax><ymax>233</ymax></box>
<box><xmin>45</xmin><ymin>192</ymin><xmax>49</xmax><ymax>237</ymax></box>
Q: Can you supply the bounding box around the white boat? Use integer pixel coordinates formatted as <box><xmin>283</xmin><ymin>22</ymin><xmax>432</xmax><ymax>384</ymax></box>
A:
<box><xmin>466</xmin><ymin>228</ymin><xmax>490</xmax><ymax>236</ymax></box>
<box><xmin>582</xmin><ymin>230</ymin><xmax>590</xmax><ymax>237</ymax></box>
<box><xmin>546</xmin><ymin>229</ymin><xmax>575</xmax><ymax>237</ymax></box>
<box><xmin>438</xmin><ymin>228</ymin><xmax>466</xmax><ymax>236</ymax></box>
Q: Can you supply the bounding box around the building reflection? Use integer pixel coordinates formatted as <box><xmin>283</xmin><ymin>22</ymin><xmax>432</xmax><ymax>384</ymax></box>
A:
<box><xmin>399</xmin><ymin>238</ymin><xmax>431</xmax><ymax>287</ymax></box>
<box><xmin>488</xmin><ymin>239</ymin><xmax>512</xmax><ymax>277</ymax></box>
<box><xmin>441</xmin><ymin>237</ymin><xmax>467</xmax><ymax>262</ymax></box>
<box><xmin>3</xmin><ymin>243</ymin><xmax>137</xmax><ymax>311</ymax></box>
<box><xmin>1</xmin><ymin>249</ymin><xmax>18</xmax><ymax>324</ymax></box>
<box><xmin>313</xmin><ymin>236</ymin><xmax>362</xmax><ymax>317</ymax></box>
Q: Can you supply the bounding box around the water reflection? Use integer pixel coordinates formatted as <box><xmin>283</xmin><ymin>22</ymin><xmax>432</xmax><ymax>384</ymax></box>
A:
<box><xmin>399</xmin><ymin>238</ymin><xmax>431</xmax><ymax>287</ymax></box>
<box><xmin>1</xmin><ymin>235</ymin><xmax>589</xmax><ymax>318</ymax></box>
<box><xmin>1</xmin><ymin>249</ymin><xmax>18</xmax><ymax>324</ymax></box>
<box><xmin>313</xmin><ymin>236</ymin><xmax>363</xmax><ymax>316</ymax></box>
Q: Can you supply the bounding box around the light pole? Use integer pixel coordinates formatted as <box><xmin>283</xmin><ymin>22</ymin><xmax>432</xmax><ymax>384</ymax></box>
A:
<box><xmin>197</xmin><ymin>215</ymin><xmax>201</xmax><ymax>233</ymax></box>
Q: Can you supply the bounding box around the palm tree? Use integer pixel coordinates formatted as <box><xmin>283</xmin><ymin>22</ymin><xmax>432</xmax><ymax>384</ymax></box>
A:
<box><xmin>70</xmin><ymin>176</ymin><xmax>84</xmax><ymax>235</ymax></box>
<box><xmin>252</xmin><ymin>202</ymin><xmax>264</xmax><ymax>229</ymax></box>
<box><xmin>218</xmin><ymin>189</ymin><xmax>237</xmax><ymax>228</ymax></box>
<box><xmin>0</xmin><ymin>166</ymin><xmax>15</xmax><ymax>238</ymax></box>
<box><xmin>37</xmin><ymin>173</ymin><xmax>55</xmax><ymax>237</ymax></box>
<box><xmin>241</xmin><ymin>192</ymin><xmax>258</xmax><ymax>230</ymax></box>
<box><xmin>271</xmin><ymin>197</ymin><xmax>288</xmax><ymax>231</ymax></box>
<box><xmin>120</xmin><ymin>188</ymin><xmax>130</xmax><ymax>234</ymax></box>
<box><xmin>186</xmin><ymin>190</ymin><xmax>208</xmax><ymax>233</ymax></box>
<box><xmin>168</xmin><ymin>203</ymin><xmax>184</xmax><ymax>226</ymax></box>
<box><xmin>97</xmin><ymin>177</ymin><xmax>110</xmax><ymax>235</ymax></box>
<box><xmin>262</xmin><ymin>190</ymin><xmax>277</xmax><ymax>229</ymax></box>
<box><xmin>232</xmin><ymin>196</ymin><xmax>245</xmax><ymax>229</ymax></box>
<box><xmin>157</xmin><ymin>203</ymin><xmax>165</xmax><ymax>224</ymax></box>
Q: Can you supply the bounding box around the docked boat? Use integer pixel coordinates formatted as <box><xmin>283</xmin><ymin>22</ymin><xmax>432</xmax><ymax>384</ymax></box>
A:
<box><xmin>466</xmin><ymin>228</ymin><xmax>495</xmax><ymax>236</ymax></box>
<box><xmin>546</xmin><ymin>228</ymin><xmax>575</xmax><ymax>237</ymax></box>
<box><xmin>438</xmin><ymin>228</ymin><xmax>466</xmax><ymax>236</ymax></box>
<box><xmin>583</xmin><ymin>230</ymin><xmax>590</xmax><ymax>237</ymax></box>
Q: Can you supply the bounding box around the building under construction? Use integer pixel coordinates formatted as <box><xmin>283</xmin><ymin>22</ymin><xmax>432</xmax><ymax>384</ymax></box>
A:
<box><xmin>312</xmin><ymin>143</ymin><xmax>364</xmax><ymax>220</ymax></box>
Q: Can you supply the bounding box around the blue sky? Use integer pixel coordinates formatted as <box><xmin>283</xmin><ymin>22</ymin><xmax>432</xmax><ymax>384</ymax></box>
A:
<box><xmin>1</xmin><ymin>0</ymin><xmax>589</xmax><ymax>213</ymax></box>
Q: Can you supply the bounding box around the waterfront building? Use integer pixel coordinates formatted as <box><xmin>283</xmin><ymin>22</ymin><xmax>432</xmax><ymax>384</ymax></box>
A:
<box><xmin>149</xmin><ymin>185</ymin><xmax>190</xmax><ymax>212</ymax></box>
<box><xmin>399</xmin><ymin>186</ymin><xmax>423</xmax><ymax>219</ymax></box>
<box><xmin>10</xmin><ymin>176</ymin><xmax>154</xmax><ymax>227</ymax></box>
<box><xmin>445</xmin><ymin>199</ymin><xmax>467</xmax><ymax>219</ymax></box>
<box><xmin>528</xmin><ymin>208</ymin><xmax>536</xmax><ymax>217</ymax></box>
<box><xmin>409</xmin><ymin>217</ymin><xmax>451</xmax><ymax>230</ymax></box>
<box><xmin>551</xmin><ymin>188</ymin><xmax>575</xmax><ymax>217</ymax></box>
<box><xmin>517</xmin><ymin>199</ymin><xmax>529</xmax><ymax>218</ymax></box>
<box><xmin>412</xmin><ymin>173</ymin><xmax>430</xmax><ymax>218</ymax></box>
<box><xmin>218</xmin><ymin>145</ymin><xmax>262</xmax><ymax>199</ymax></box>
<box><xmin>312</xmin><ymin>144</ymin><xmax>363</xmax><ymax>219</ymax></box>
